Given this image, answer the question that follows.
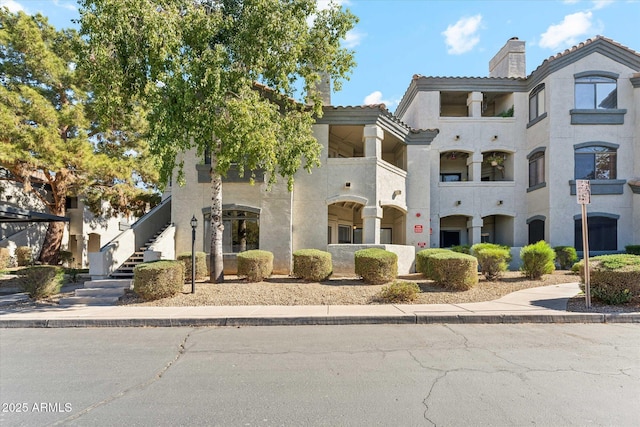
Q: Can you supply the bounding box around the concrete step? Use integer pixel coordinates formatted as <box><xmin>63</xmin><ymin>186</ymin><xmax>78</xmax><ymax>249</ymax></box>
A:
<box><xmin>110</xmin><ymin>272</ymin><xmax>134</xmax><ymax>279</ymax></box>
<box><xmin>58</xmin><ymin>296</ymin><xmax>120</xmax><ymax>306</ymax></box>
<box><xmin>83</xmin><ymin>279</ymin><xmax>132</xmax><ymax>289</ymax></box>
<box><xmin>75</xmin><ymin>288</ymin><xmax>126</xmax><ymax>297</ymax></box>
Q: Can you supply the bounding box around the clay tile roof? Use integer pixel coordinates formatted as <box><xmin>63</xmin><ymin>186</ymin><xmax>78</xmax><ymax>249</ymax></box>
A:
<box><xmin>534</xmin><ymin>35</ymin><xmax>640</xmax><ymax>72</ymax></box>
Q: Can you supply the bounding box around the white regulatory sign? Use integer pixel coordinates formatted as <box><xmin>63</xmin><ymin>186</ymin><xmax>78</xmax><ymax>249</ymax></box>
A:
<box><xmin>576</xmin><ymin>179</ymin><xmax>591</xmax><ymax>205</ymax></box>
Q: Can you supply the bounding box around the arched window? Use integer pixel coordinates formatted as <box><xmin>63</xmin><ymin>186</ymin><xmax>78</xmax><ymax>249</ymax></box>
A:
<box><xmin>528</xmin><ymin>83</ymin><xmax>545</xmax><ymax>122</ymax></box>
<box><xmin>575</xmin><ymin>74</ymin><xmax>617</xmax><ymax>110</ymax></box>
<box><xmin>574</xmin><ymin>145</ymin><xmax>616</xmax><ymax>180</ymax></box>
<box><xmin>527</xmin><ymin>216</ymin><xmax>545</xmax><ymax>245</ymax></box>
<box><xmin>527</xmin><ymin>148</ymin><xmax>545</xmax><ymax>190</ymax></box>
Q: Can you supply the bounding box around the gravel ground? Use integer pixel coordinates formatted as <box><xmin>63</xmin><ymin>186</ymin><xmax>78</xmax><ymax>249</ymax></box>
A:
<box><xmin>4</xmin><ymin>270</ymin><xmax>638</xmax><ymax>313</ymax></box>
<box><xmin>119</xmin><ymin>270</ymin><xmax>596</xmax><ymax>307</ymax></box>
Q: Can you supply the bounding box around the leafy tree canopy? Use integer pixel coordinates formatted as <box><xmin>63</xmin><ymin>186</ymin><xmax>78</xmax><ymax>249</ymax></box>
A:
<box><xmin>79</xmin><ymin>0</ymin><xmax>357</xmax><ymax>188</ymax></box>
<box><xmin>0</xmin><ymin>9</ymin><xmax>160</xmax><ymax>263</ymax></box>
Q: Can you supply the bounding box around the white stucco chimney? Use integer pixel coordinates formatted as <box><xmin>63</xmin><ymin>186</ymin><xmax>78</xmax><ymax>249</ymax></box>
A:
<box><xmin>489</xmin><ymin>37</ymin><xmax>526</xmax><ymax>78</ymax></box>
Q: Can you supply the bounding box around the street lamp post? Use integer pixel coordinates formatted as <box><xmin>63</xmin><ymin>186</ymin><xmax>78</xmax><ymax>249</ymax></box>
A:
<box><xmin>190</xmin><ymin>215</ymin><xmax>197</xmax><ymax>294</ymax></box>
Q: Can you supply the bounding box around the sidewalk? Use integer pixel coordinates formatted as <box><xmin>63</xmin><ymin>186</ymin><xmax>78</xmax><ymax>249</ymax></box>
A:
<box><xmin>1</xmin><ymin>282</ymin><xmax>639</xmax><ymax>328</ymax></box>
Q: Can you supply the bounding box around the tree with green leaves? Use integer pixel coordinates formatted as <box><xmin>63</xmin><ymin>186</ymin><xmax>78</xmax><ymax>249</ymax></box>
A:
<box><xmin>79</xmin><ymin>0</ymin><xmax>357</xmax><ymax>282</ymax></box>
<box><xmin>0</xmin><ymin>9</ymin><xmax>159</xmax><ymax>264</ymax></box>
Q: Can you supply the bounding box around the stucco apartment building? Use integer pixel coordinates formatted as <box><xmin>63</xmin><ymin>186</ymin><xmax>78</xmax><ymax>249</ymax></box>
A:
<box><xmin>170</xmin><ymin>36</ymin><xmax>640</xmax><ymax>275</ymax></box>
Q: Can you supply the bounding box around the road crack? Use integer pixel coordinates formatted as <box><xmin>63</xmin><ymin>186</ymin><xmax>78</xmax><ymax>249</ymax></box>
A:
<box><xmin>50</xmin><ymin>329</ymin><xmax>194</xmax><ymax>426</ymax></box>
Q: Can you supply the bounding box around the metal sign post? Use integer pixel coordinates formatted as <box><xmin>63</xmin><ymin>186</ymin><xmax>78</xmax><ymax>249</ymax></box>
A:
<box><xmin>576</xmin><ymin>180</ymin><xmax>591</xmax><ymax>308</ymax></box>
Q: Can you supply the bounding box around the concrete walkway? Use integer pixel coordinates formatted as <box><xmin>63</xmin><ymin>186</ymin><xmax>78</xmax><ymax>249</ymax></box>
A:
<box><xmin>1</xmin><ymin>282</ymin><xmax>638</xmax><ymax>327</ymax></box>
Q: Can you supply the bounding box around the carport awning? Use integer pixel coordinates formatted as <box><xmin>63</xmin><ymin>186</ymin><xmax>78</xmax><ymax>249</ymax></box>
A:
<box><xmin>0</xmin><ymin>204</ymin><xmax>69</xmax><ymax>223</ymax></box>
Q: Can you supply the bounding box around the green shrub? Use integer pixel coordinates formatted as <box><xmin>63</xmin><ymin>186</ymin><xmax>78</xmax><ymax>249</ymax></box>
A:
<box><xmin>133</xmin><ymin>260</ymin><xmax>184</xmax><ymax>301</ymax></box>
<box><xmin>0</xmin><ymin>247</ymin><xmax>9</xmax><ymax>269</ymax></box>
<box><xmin>591</xmin><ymin>287</ymin><xmax>633</xmax><ymax>305</ymax></box>
<box><xmin>470</xmin><ymin>243</ymin><xmax>511</xmax><ymax>275</ymax></box>
<box><xmin>292</xmin><ymin>249</ymin><xmax>332</xmax><ymax>281</ymax></box>
<box><xmin>625</xmin><ymin>245</ymin><xmax>640</xmax><ymax>255</ymax></box>
<box><xmin>16</xmin><ymin>246</ymin><xmax>32</xmax><ymax>266</ymax></box>
<box><xmin>177</xmin><ymin>251</ymin><xmax>208</xmax><ymax>281</ymax></box>
<box><xmin>520</xmin><ymin>241</ymin><xmax>556</xmax><ymax>279</ymax></box>
<box><xmin>471</xmin><ymin>243</ymin><xmax>511</xmax><ymax>258</ymax></box>
<box><xmin>554</xmin><ymin>246</ymin><xmax>578</xmax><ymax>270</ymax></box>
<box><xmin>416</xmin><ymin>248</ymin><xmax>451</xmax><ymax>279</ymax></box>
<box><xmin>58</xmin><ymin>250</ymin><xmax>74</xmax><ymax>266</ymax></box>
<box><xmin>576</xmin><ymin>254</ymin><xmax>640</xmax><ymax>304</ymax></box>
<box><xmin>354</xmin><ymin>248</ymin><xmax>397</xmax><ymax>285</ymax></box>
<box><xmin>17</xmin><ymin>266</ymin><xmax>64</xmax><ymax>299</ymax></box>
<box><xmin>376</xmin><ymin>281</ymin><xmax>420</xmax><ymax>303</ymax></box>
<box><xmin>450</xmin><ymin>245</ymin><xmax>471</xmax><ymax>254</ymax></box>
<box><xmin>474</xmin><ymin>247</ymin><xmax>509</xmax><ymax>280</ymax></box>
<box><xmin>429</xmin><ymin>252</ymin><xmax>478</xmax><ymax>291</ymax></box>
<box><xmin>237</xmin><ymin>250</ymin><xmax>273</xmax><ymax>282</ymax></box>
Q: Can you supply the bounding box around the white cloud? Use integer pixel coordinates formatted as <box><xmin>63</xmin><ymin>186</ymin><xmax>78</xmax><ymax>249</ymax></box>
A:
<box><xmin>363</xmin><ymin>91</ymin><xmax>399</xmax><ymax>108</ymax></box>
<box><xmin>442</xmin><ymin>15</ymin><xmax>483</xmax><ymax>55</ymax></box>
<box><xmin>0</xmin><ymin>0</ymin><xmax>24</xmax><ymax>12</ymax></box>
<box><xmin>52</xmin><ymin>0</ymin><xmax>77</xmax><ymax>12</ymax></box>
<box><xmin>343</xmin><ymin>29</ymin><xmax>364</xmax><ymax>48</ymax></box>
<box><xmin>539</xmin><ymin>11</ymin><xmax>594</xmax><ymax>50</ymax></box>
<box><xmin>591</xmin><ymin>0</ymin><xmax>614</xmax><ymax>10</ymax></box>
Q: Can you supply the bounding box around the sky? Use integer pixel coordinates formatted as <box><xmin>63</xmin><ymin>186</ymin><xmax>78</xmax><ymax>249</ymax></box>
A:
<box><xmin>3</xmin><ymin>0</ymin><xmax>639</xmax><ymax>112</ymax></box>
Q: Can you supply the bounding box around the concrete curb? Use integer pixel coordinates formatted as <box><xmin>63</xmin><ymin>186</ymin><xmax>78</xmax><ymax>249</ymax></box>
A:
<box><xmin>1</xmin><ymin>313</ymin><xmax>638</xmax><ymax>328</ymax></box>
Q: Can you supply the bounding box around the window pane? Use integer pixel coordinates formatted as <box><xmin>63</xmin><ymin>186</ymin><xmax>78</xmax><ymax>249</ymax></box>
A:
<box><xmin>595</xmin><ymin>153</ymin><xmax>616</xmax><ymax>179</ymax></box>
<box><xmin>596</xmin><ymin>84</ymin><xmax>616</xmax><ymax>109</ymax></box>
<box><xmin>575</xmin><ymin>153</ymin><xmax>594</xmax><ymax>179</ymax></box>
<box><xmin>575</xmin><ymin>84</ymin><xmax>594</xmax><ymax>108</ymax></box>
<box><xmin>338</xmin><ymin>225</ymin><xmax>351</xmax><ymax>244</ymax></box>
<box><xmin>380</xmin><ymin>228</ymin><xmax>392</xmax><ymax>244</ymax></box>
<box><xmin>537</xmin><ymin>89</ymin><xmax>545</xmax><ymax>115</ymax></box>
<box><xmin>529</xmin><ymin>95</ymin><xmax>537</xmax><ymax>121</ymax></box>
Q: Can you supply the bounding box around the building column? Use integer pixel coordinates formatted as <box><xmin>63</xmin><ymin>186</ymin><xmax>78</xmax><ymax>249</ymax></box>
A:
<box><xmin>467</xmin><ymin>91</ymin><xmax>483</xmax><ymax>118</ymax></box>
<box><xmin>363</xmin><ymin>124</ymin><xmax>383</xmax><ymax>159</ymax></box>
<box><xmin>362</xmin><ymin>205</ymin><xmax>382</xmax><ymax>244</ymax></box>
<box><xmin>467</xmin><ymin>216</ymin><xmax>483</xmax><ymax>245</ymax></box>
<box><xmin>467</xmin><ymin>152</ymin><xmax>483</xmax><ymax>182</ymax></box>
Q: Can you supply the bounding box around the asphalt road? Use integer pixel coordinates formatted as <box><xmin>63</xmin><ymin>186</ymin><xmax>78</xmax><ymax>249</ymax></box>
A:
<box><xmin>1</xmin><ymin>324</ymin><xmax>639</xmax><ymax>426</ymax></box>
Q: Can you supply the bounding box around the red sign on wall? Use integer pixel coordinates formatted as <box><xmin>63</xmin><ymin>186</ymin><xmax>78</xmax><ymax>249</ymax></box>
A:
<box><xmin>414</xmin><ymin>225</ymin><xmax>423</xmax><ymax>233</ymax></box>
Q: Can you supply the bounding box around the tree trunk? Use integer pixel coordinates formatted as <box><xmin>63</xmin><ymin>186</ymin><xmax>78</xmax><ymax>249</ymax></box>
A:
<box><xmin>38</xmin><ymin>217</ymin><xmax>66</xmax><ymax>265</ymax></box>
<box><xmin>210</xmin><ymin>147</ymin><xmax>224</xmax><ymax>283</ymax></box>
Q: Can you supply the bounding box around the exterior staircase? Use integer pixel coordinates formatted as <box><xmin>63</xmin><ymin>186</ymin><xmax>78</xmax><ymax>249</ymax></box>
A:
<box><xmin>110</xmin><ymin>221</ymin><xmax>172</xmax><ymax>279</ymax></box>
<box><xmin>58</xmin><ymin>279</ymin><xmax>132</xmax><ymax>306</ymax></box>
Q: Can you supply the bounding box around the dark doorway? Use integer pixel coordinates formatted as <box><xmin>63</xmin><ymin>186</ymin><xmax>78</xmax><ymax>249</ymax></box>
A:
<box><xmin>440</xmin><ymin>230</ymin><xmax>461</xmax><ymax>248</ymax></box>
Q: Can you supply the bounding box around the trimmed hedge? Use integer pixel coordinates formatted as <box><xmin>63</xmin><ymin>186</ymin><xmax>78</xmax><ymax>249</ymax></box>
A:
<box><xmin>177</xmin><ymin>251</ymin><xmax>208</xmax><ymax>281</ymax></box>
<box><xmin>354</xmin><ymin>248</ymin><xmax>397</xmax><ymax>285</ymax></box>
<box><xmin>450</xmin><ymin>244</ymin><xmax>471</xmax><ymax>255</ymax></box>
<box><xmin>554</xmin><ymin>246</ymin><xmax>578</xmax><ymax>270</ymax></box>
<box><xmin>429</xmin><ymin>252</ymin><xmax>478</xmax><ymax>291</ymax></box>
<box><xmin>520</xmin><ymin>241</ymin><xmax>556</xmax><ymax>279</ymax></box>
<box><xmin>625</xmin><ymin>245</ymin><xmax>640</xmax><ymax>255</ymax></box>
<box><xmin>133</xmin><ymin>260</ymin><xmax>184</xmax><ymax>301</ymax></box>
<box><xmin>292</xmin><ymin>249</ymin><xmax>332</xmax><ymax>281</ymax></box>
<box><xmin>237</xmin><ymin>250</ymin><xmax>273</xmax><ymax>282</ymax></box>
<box><xmin>17</xmin><ymin>265</ymin><xmax>64</xmax><ymax>299</ymax></box>
<box><xmin>576</xmin><ymin>254</ymin><xmax>640</xmax><ymax>304</ymax></box>
<box><xmin>16</xmin><ymin>246</ymin><xmax>32</xmax><ymax>266</ymax></box>
<box><xmin>0</xmin><ymin>247</ymin><xmax>9</xmax><ymax>269</ymax></box>
<box><xmin>416</xmin><ymin>249</ymin><xmax>452</xmax><ymax>279</ymax></box>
